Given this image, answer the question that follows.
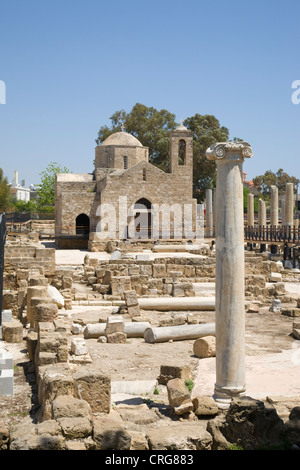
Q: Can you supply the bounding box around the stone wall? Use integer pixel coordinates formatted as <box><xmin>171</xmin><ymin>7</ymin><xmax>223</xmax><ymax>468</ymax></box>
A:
<box><xmin>4</xmin><ymin>243</ymin><xmax>55</xmax><ymax>276</ymax></box>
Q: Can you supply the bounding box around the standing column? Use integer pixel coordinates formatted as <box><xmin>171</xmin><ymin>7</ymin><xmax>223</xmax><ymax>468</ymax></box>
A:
<box><xmin>285</xmin><ymin>183</ymin><xmax>294</xmax><ymax>227</ymax></box>
<box><xmin>270</xmin><ymin>186</ymin><xmax>278</xmax><ymax>254</ymax></box>
<box><xmin>270</xmin><ymin>186</ymin><xmax>278</xmax><ymax>227</ymax></box>
<box><xmin>258</xmin><ymin>199</ymin><xmax>266</xmax><ymax>227</ymax></box>
<box><xmin>206</xmin><ymin>141</ymin><xmax>253</xmax><ymax>409</ymax></box>
<box><xmin>247</xmin><ymin>193</ymin><xmax>254</xmax><ymax>226</ymax></box>
<box><xmin>258</xmin><ymin>199</ymin><xmax>267</xmax><ymax>252</ymax></box>
<box><xmin>206</xmin><ymin>189</ymin><xmax>213</xmax><ymax>237</ymax></box>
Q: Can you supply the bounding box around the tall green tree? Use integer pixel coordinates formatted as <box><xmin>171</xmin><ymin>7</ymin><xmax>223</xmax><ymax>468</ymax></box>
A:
<box><xmin>0</xmin><ymin>168</ymin><xmax>12</xmax><ymax>212</ymax></box>
<box><xmin>37</xmin><ymin>162</ymin><xmax>71</xmax><ymax>208</ymax></box>
<box><xmin>96</xmin><ymin>103</ymin><xmax>178</xmax><ymax>171</ymax></box>
<box><xmin>183</xmin><ymin>114</ymin><xmax>236</xmax><ymax>201</ymax></box>
<box><xmin>252</xmin><ymin>169</ymin><xmax>299</xmax><ymax>201</ymax></box>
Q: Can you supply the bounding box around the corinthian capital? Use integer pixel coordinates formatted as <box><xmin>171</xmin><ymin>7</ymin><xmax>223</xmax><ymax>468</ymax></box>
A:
<box><xmin>206</xmin><ymin>142</ymin><xmax>253</xmax><ymax>162</ymax></box>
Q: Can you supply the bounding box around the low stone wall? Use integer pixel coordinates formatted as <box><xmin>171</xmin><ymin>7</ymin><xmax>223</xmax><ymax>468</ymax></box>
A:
<box><xmin>84</xmin><ymin>256</ymin><xmax>216</xmax><ymax>299</ymax></box>
<box><xmin>4</xmin><ymin>243</ymin><xmax>55</xmax><ymax>276</ymax></box>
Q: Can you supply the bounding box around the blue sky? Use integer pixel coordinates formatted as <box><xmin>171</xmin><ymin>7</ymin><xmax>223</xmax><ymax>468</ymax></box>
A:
<box><xmin>0</xmin><ymin>0</ymin><xmax>299</xmax><ymax>188</ymax></box>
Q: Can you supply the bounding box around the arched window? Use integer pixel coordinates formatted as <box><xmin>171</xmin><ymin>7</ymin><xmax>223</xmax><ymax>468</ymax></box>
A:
<box><xmin>76</xmin><ymin>214</ymin><xmax>90</xmax><ymax>236</ymax></box>
<box><xmin>123</xmin><ymin>156</ymin><xmax>128</xmax><ymax>169</ymax></box>
<box><xmin>143</xmin><ymin>169</ymin><xmax>146</xmax><ymax>181</ymax></box>
<box><xmin>178</xmin><ymin>139</ymin><xmax>186</xmax><ymax>165</ymax></box>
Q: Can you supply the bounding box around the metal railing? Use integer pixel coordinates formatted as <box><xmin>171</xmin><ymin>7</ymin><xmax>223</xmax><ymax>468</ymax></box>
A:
<box><xmin>244</xmin><ymin>225</ymin><xmax>300</xmax><ymax>244</ymax></box>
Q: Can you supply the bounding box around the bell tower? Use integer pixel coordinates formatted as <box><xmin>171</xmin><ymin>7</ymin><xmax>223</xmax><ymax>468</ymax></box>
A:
<box><xmin>170</xmin><ymin>123</ymin><xmax>193</xmax><ymax>174</ymax></box>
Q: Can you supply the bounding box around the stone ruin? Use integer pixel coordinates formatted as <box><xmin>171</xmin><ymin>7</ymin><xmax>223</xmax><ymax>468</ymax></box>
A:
<box><xmin>0</xmin><ymin>227</ymin><xmax>300</xmax><ymax>451</ymax></box>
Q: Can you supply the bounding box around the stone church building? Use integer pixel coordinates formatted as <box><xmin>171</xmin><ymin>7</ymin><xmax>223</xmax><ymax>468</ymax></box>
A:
<box><xmin>55</xmin><ymin>124</ymin><xmax>198</xmax><ymax>250</ymax></box>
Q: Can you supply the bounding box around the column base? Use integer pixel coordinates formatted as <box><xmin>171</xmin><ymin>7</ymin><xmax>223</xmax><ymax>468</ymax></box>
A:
<box><xmin>213</xmin><ymin>385</ymin><xmax>246</xmax><ymax>409</ymax></box>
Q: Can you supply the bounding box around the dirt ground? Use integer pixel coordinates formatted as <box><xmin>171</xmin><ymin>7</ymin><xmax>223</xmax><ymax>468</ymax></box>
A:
<box><xmin>0</xmin><ymin>247</ymin><xmax>299</xmax><ymax>429</ymax></box>
<box><xmin>0</xmin><ymin>303</ymin><xmax>298</xmax><ymax>429</ymax></box>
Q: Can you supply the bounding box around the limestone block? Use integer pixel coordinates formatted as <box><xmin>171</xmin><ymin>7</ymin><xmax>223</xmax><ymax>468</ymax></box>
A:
<box><xmin>38</xmin><ymin>332</ymin><xmax>67</xmax><ymax>353</ymax></box>
<box><xmin>129</xmin><ymin>430</ymin><xmax>149</xmax><ymax>450</ymax></box>
<box><xmin>37</xmin><ymin>364</ymin><xmax>75</xmax><ymax>413</ymax></box>
<box><xmin>93</xmin><ymin>415</ymin><xmax>131</xmax><ymax>450</ymax></box>
<box><xmin>47</xmin><ymin>285</ymin><xmax>65</xmax><ymax>308</ymax></box>
<box><xmin>62</xmin><ymin>277</ymin><xmax>73</xmax><ymax>289</ymax></box>
<box><xmin>110</xmin><ymin>250</ymin><xmax>122</xmax><ymax>260</ymax></box>
<box><xmin>71</xmin><ymin>323</ymin><xmax>84</xmax><ymax>335</ymax></box>
<box><xmin>247</xmin><ymin>303</ymin><xmax>260</xmax><ymax>313</ymax></box>
<box><xmin>73</xmin><ymin>366</ymin><xmax>111</xmax><ymax>413</ymax></box>
<box><xmin>64</xmin><ymin>299</ymin><xmax>72</xmax><ymax>310</ymax></box>
<box><xmin>111</xmin><ymin>276</ymin><xmax>131</xmax><ymax>296</ymax></box>
<box><xmin>51</xmin><ymin>395</ymin><xmax>92</xmax><ymax>419</ymax></box>
<box><xmin>35</xmin><ymin>303</ymin><xmax>58</xmax><ymax>330</ymax></box>
<box><xmin>71</xmin><ymin>338</ymin><xmax>88</xmax><ymax>356</ymax></box>
<box><xmin>158</xmin><ymin>365</ymin><xmax>193</xmax><ymax>385</ymax></box>
<box><xmin>2</xmin><ymin>320</ymin><xmax>23</xmax><ymax>343</ymax></box>
<box><xmin>28</xmin><ymin>276</ymin><xmax>48</xmax><ymax>287</ymax></box>
<box><xmin>128</xmin><ymin>265</ymin><xmax>140</xmax><ymax>275</ymax></box>
<box><xmin>127</xmin><ymin>305</ymin><xmax>141</xmax><ymax>318</ymax></box>
<box><xmin>192</xmin><ymin>396</ymin><xmax>218</xmax><ymax>416</ymax></box>
<box><xmin>184</xmin><ymin>266</ymin><xmax>196</xmax><ymax>277</ymax></box>
<box><xmin>152</xmin><ymin>264</ymin><xmax>166</xmax><ymax>278</ymax></box>
<box><xmin>167</xmin><ymin>378</ymin><xmax>191</xmax><ymax>408</ymax></box>
<box><xmin>107</xmin><ymin>332</ymin><xmax>127</xmax><ymax>343</ymax></box>
<box><xmin>105</xmin><ymin>316</ymin><xmax>124</xmax><ymax>335</ymax></box>
<box><xmin>193</xmin><ymin>336</ymin><xmax>216</xmax><ymax>358</ymax></box>
<box><xmin>139</xmin><ymin>264</ymin><xmax>152</xmax><ymax>276</ymax></box>
<box><xmin>37</xmin><ymin>352</ymin><xmax>57</xmax><ymax>366</ymax></box>
<box><xmin>274</xmin><ymin>282</ymin><xmax>286</xmax><ymax>295</ymax></box>
<box><xmin>124</xmin><ymin>290</ymin><xmax>138</xmax><ymax>307</ymax></box>
<box><xmin>57</xmin><ymin>345</ymin><xmax>68</xmax><ymax>362</ymax></box>
<box><xmin>38</xmin><ymin>322</ymin><xmax>56</xmax><ymax>334</ymax></box>
<box><xmin>27</xmin><ymin>285</ymin><xmax>48</xmax><ymax>325</ymax></box>
<box><xmin>174</xmin><ymin>401</ymin><xmax>194</xmax><ymax>416</ymax></box>
<box><xmin>57</xmin><ymin>417</ymin><xmax>92</xmax><ymax>439</ymax></box>
<box><xmin>53</xmin><ymin>319</ymin><xmax>68</xmax><ymax>333</ymax></box>
<box><xmin>146</xmin><ymin>424</ymin><xmax>212</xmax><ymax>450</ymax></box>
<box><xmin>159</xmin><ymin>313</ymin><xmax>186</xmax><ymax>327</ymax></box>
<box><xmin>26</xmin><ymin>330</ymin><xmax>38</xmax><ymax>361</ymax></box>
<box><xmin>3</xmin><ymin>291</ymin><xmax>18</xmax><ymax>310</ymax></box>
<box><xmin>270</xmin><ymin>272</ymin><xmax>282</xmax><ymax>282</ymax></box>
<box><xmin>97</xmin><ymin>336</ymin><xmax>107</xmax><ymax>343</ymax></box>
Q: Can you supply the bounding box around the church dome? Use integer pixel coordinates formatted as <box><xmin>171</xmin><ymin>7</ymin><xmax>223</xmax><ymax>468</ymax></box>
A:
<box><xmin>101</xmin><ymin>132</ymin><xmax>143</xmax><ymax>147</ymax></box>
<box><xmin>175</xmin><ymin>124</ymin><xmax>188</xmax><ymax>131</ymax></box>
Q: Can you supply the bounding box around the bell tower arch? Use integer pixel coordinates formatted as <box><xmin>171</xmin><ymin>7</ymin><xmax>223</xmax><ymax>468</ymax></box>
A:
<box><xmin>170</xmin><ymin>124</ymin><xmax>193</xmax><ymax>174</ymax></box>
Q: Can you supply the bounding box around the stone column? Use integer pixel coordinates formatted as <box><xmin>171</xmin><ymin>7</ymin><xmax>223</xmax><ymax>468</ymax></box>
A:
<box><xmin>213</xmin><ymin>188</ymin><xmax>217</xmax><ymax>229</ymax></box>
<box><xmin>206</xmin><ymin>141</ymin><xmax>253</xmax><ymax>409</ymax></box>
<box><xmin>270</xmin><ymin>185</ymin><xmax>278</xmax><ymax>227</ymax></box>
<box><xmin>258</xmin><ymin>199</ymin><xmax>266</xmax><ymax>227</ymax></box>
<box><xmin>247</xmin><ymin>193</ymin><xmax>254</xmax><ymax>226</ymax></box>
<box><xmin>284</xmin><ymin>183</ymin><xmax>294</xmax><ymax>227</ymax></box>
<box><xmin>205</xmin><ymin>189</ymin><xmax>213</xmax><ymax>237</ymax></box>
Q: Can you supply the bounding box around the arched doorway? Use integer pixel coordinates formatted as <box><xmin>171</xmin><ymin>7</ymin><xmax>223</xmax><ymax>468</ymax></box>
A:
<box><xmin>76</xmin><ymin>214</ymin><xmax>90</xmax><ymax>236</ymax></box>
<box><xmin>133</xmin><ymin>198</ymin><xmax>152</xmax><ymax>239</ymax></box>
